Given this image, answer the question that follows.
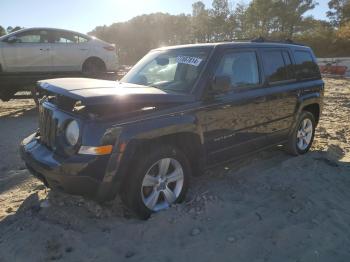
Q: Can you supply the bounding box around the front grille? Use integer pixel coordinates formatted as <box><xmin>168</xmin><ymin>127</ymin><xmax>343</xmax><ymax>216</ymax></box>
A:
<box><xmin>39</xmin><ymin>106</ymin><xmax>57</xmax><ymax>149</ymax></box>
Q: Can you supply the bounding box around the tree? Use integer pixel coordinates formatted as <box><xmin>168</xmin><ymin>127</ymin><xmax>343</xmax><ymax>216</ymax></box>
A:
<box><xmin>337</xmin><ymin>21</ymin><xmax>350</xmax><ymax>38</ymax></box>
<box><xmin>11</xmin><ymin>26</ymin><xmax>22</xmax><ymax>32</ymax></box>
<box><xmin>245</xmin><ymin>0</ymin><xmax>277</xmax><ymax>37</ymax></box>
<box><xmin>6</xmin><ymin>26</ymin><xmax>23</xmax><ymax>33</ymax></box>
<box><xmin>274</xmin><ymin>0</ymin><xmax>318</xmax><ymax>38</ymax></box>
<box><xmin>88</xmin><ymin>0</ymin><xmax>349</xmax><ymax>63</ymax></box>
<box><xmin>192</xmin><ymin>1</ymin><xmax>211</xmax><ymax>42</ymax></box>
<box><xmin>89</xmin><ymin>13</ymin><xmax>192</xmax><ymax>64</ymax></box>
<box><xmin>242</xmin><ymin>0</ymin><xmax>317</xmax><ymax>39</ymax></box>
<box><xmin>209</xmin><ymin>0</ymin><xmax>231</xmax><ymax>41</ymax></box>
<box><xmin>295</xmin><ymin>20</ymin><xmax>336</xmax><ymax>56</ymax></box>
<box><xmin>232</xmin><ymin>2</ymin><xmax>250</xmax><ymax>39</ymax></box>
<box><xmin>192</xmin><ymin>1</ymin><xmax>206</xmax><ymax>17</ymax></box>
<box><xmin>0</xmin><ymin>26</ymin><xmax>6</xmax><ymax>36</ymax></box>
<box><xmin>327</xmin><ymin>0</ymin><xmax>350</xmax><ymax>26</ymax></box>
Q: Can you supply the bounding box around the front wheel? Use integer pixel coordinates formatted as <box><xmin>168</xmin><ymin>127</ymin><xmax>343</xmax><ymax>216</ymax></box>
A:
<box><xmin>286</xmin><ymin>111</ymin><xmax>316</xmax><ymax>155</ymax></box>
<box><xmin>122</xmin><ymin>145</ymin><xmax>190</xmax><ymax>219</ymax></box>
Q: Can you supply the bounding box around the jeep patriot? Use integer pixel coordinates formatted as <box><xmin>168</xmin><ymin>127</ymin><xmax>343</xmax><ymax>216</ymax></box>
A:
<box><xmin>21</xmin><ymin>40</ymin><xmax>324</xmax><ymax>219</ymax></box>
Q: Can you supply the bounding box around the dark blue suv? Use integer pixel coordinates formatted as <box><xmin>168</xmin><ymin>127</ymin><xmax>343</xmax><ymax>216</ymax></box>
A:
<box><xmin>21</xmin><ymin>40</ymin><xmax>324</xmax><ymax>219</ymax></box>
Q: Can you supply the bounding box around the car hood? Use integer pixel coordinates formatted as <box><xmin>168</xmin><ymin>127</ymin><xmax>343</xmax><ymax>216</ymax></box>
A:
<box><xmin>38</xmin><ymin>78</ymin><xmax>194</xmax><ymax>106</ymax></box>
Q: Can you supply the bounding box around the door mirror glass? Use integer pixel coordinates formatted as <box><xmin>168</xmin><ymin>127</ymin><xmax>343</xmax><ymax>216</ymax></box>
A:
<box><xmin>211</xmin><ymin>75</ymin><xmax>231</xmax><ymax>94</ymax></box>
<box><xmin>7</xmin><ymin>36</ymin><xmax>18</xmax><ymax>43</ymax></box>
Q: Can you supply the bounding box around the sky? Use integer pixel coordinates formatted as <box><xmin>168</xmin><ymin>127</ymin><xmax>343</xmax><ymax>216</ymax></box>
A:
<box><xmin>1</xmin><ymin>0</ymin><xmax>330</xmax><ymax>34</ymax></box>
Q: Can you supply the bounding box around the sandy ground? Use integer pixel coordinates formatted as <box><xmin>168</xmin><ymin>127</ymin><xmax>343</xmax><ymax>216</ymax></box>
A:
<box><xmin>0</xmin><ymin>79</ymin><xmax>349</xmax><ymax>262</ymax></box>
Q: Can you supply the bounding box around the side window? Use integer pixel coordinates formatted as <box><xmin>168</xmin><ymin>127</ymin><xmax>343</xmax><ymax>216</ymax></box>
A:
<box><xmin>14</xmin><ymin>30</ymin><xmax>49</xmax><ymax>43</ymax></box>
<box><xmin>282</xmin><ymin>51</ymin><xmax>295</xmax><ymax>80</ymax></box>
<box><xmin>294</xmin><ymin>51</ymin><xmax>320</xmax><ymax>80</ymax></box>
<box><xmin>262</xmin><ymin>50</ymin><xmax>294</xmax><ymax>83</ymax></box>
<box><xmin>52</xmin><ymin>31</ymin><xmax>78</xmax><ymax>44</ymax></box>
<box><xmin>78</xmin><ymin>35</ymin><xmax>89</xmax><ymax>43</ymax></box>
<box><xmin>215</xmin><ymin>51</ymin><xmax>259</xmax><ymax>90</ymax></box>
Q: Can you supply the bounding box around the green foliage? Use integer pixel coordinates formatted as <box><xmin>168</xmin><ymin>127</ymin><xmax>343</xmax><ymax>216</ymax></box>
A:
<box><xmin>192</xmin><ymin>1</ymin><xmax>211</xmax><ymax>42</ymax></box>
<box><xmin>3</xmin><ymin>26</ymin><xmax>23</xmax><ymax>35</ymax></box>
<box><xmin>89</xmin><ymin>13</ymin><xmax>193</xmax><ymax>64</ymax></box>
<box><xmin>10</xmin><ymin>26</ymin><xmax>22</xmax><ymax>33</ymax></box>
<box><xmin>327</xmin><ymin>0</ymin><xmax>350</xmax><ymax>26</ymax></box>
<box><xmin>0</xmin><ymin>26</ymin><xmax>6</xmax><ymax>37</ymax></box>
<box><xmin>210</xmin><ymin>0</ymin><xmax>231</xmax><ymax>40</ymax></box>
<box><xmin>90</xmin><ymin>0</ymin><xmax>331</xmax><ymax>63</ymax></box>
<box><xmin>2</xmin><ymin>0</ymin><xmax>350</xmax><ymax>62</ymax></box>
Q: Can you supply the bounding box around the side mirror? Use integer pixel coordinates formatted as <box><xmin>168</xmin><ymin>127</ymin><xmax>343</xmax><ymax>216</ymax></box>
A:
<box><xmin>7</xmin><ymin>36</ymin><xmax>18</xmax><ymax>43</ymax></box>
<box><xmin>211</xmin><ymin>75</ymin><xmax>231</xmax><ymax>94</ymax></box>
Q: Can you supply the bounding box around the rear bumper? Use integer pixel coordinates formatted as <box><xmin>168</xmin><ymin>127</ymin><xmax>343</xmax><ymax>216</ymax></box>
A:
<box><xmin>105</xmin><ymin>54</ymin><xmax>119</xmax><ymax>72</ymax></box>
<box><xmin>20</xmin><ymin>133</ymin><xmax>116</xmax><ymax>201</ymax></box>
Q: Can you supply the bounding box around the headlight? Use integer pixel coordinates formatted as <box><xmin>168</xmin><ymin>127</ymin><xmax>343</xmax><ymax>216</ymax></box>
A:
<box><xmin>65</xmin><ymin>120</ymin><xmax>80</xmax><ymax>146</ymax></box>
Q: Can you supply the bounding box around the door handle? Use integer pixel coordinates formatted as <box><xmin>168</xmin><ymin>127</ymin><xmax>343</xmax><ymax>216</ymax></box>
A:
<box><xmin>79</xmin><ymin>48</ymin><xmax>88</xmax><ymax>51</ymax></box>
<box><xmin>39</xmin><ymin>48</ymin><xmax>50</xmax><ymax>51</ymax></box>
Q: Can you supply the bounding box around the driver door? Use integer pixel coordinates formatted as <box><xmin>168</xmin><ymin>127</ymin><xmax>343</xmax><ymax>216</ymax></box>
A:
<box><xmin>2</xmin><ymin>29</ymin><xmax>52</xmax><ymax>72</ymax></box>
<box><xmin>200</xmin><ymin>49</ymin><xmax>271</xmax><ymax>164</ymax></box>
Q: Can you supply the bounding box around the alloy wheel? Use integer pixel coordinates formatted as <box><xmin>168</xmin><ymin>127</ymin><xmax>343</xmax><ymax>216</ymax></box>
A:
<box><xmin>141</xmin><ymin>158</ymin><xmax>184</xmax><ymax>211</ymax></box>
<box><xmin>296</xmin><ymin>118</ymin><xmax>313</xmax><ymax>151</ymax></box>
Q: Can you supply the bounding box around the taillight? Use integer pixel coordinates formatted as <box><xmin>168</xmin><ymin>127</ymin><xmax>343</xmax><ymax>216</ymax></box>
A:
<box><xmin>103</xmin><ymin>46</ymin><xmax>115</xmax><ymax>51</ymax></box>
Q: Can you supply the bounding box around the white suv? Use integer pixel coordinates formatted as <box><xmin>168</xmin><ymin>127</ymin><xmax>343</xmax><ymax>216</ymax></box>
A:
<box><xmin>0</xmin><ymin>27</ymin><xmax>118</xmax><ymax>74</ymax></box>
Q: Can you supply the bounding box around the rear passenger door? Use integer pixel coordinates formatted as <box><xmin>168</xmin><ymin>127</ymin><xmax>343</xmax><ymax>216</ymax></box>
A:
<box><xmin>201</xmin><ymin>49</ymin><xmax>272</xmax><ymax>164</ymax></box>
<box><xmin>50</xmin><ymin>30</ymin><xmax>90</xmax><ymax>72</ymax></box>
<box><xmin>259</xmin><ymin>48</ymin><xmax>298</xmax><ymax>143</ymax></box>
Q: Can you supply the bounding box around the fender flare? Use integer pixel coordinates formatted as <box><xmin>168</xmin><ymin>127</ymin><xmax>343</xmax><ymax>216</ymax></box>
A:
<box><xmin>296</xmin><ymin>92</ymin><xmax>322</xmax><ymax>116</ymax></box>
<box><xmin>96</xmin><ymin>114</ymin><xmax>204</xmax><ymax>201</ymax></box>
<box><xmin>287</xmin><ymin>92</ymin><xmax>322</xmax><ymax>137</ymax></box>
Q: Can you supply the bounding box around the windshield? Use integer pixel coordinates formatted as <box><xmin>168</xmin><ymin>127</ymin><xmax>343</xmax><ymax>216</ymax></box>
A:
<box><xmin>121</xmin><ymin>48</ymin><xmax>210</xmax><ymax>93</ymax></box>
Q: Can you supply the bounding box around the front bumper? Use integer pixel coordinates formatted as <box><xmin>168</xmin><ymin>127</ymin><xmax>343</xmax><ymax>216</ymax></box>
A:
<box><xmin>20</xmin><ymin>133</ymin><xmax>116</xmax><ymax>201</ymax></box>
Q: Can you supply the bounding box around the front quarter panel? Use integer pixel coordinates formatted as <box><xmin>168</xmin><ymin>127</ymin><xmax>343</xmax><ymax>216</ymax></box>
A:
<box><xmin>97</xmin><ymin>110</ymin><xmax>203</xmax><ymax>200</ymax></box>
<box><xmin>118</xmin><ymin>114</ymin><xmax>201</xmax><ymax>143</ymax></box>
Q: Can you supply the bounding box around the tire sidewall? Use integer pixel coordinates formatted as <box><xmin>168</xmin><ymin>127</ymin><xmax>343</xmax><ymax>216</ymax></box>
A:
<box><xmin>291</xmin><ymin>111</ymin><xmax>316</xmax><ymax>155</ymax></box>
<box><xmin>125</xmin><ymin>145</ymin><xmax>190</xmax><ymax>219</ymax></box>
<box><xmin>82</xmin><ymin>59</ymin><xmax>105</xmax><ymax>74</ymax></box>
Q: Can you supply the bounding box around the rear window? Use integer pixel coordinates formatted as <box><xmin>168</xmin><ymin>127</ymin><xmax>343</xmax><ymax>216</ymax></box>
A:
<box><xmin>262</xmin><ymin>50</ymin><xmax>294</xmax><ymax>83</ymax></box>
<box><xmin>294</xmin><ymin>51</ymin><xmax>320</xmax><ymax>80</ymax></box>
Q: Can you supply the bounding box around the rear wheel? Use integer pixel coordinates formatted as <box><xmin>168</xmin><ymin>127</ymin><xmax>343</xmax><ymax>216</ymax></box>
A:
<box><xmin>122</xmin><ymin>145</ymin><xmax>190</xmax><ymax>219</ymax></box>
<box><xmin>0</xmin><ymin>86</ymin><xmax>17</xmax><ymax>102</ymax></box>
<box><xmin>286</xmin><ymin>111</ymin><xmax>316</xmax><ymax>155</ymax></box>
<box><xmin>82</xmin><ymin>58</ymin><xmax>106</xmax><ymax>75</ymax></box>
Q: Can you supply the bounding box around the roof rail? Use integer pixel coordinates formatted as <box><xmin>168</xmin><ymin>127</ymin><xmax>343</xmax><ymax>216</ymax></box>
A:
<box><xmin>251</xmin><ymin>37</ymin><xmax>305</xmax><ymax>46</ymax></box>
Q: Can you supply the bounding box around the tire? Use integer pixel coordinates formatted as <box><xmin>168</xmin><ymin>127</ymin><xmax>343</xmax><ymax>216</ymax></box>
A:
<box><xmin>286</xmin><ymin>111</ymin><xmax>316</xmax><ymax>155</ymax></box>
<box><xmin>82</xmin><ymin>58</ymin><xmax>106</xmax><ymax>75</ymax></box>
<box><xmin>122</xmin><ymin>145</ymin><xmax>191</xmax><ymax>219</ymax></box>
<box><xmin>0</xmin><ymin>87</ymin><xmax>17</xmax><ymax>102</ymax></box>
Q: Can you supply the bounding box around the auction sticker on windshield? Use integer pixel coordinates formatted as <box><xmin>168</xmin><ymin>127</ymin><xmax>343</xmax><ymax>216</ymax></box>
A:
<box><xmin>176</xmin><ymin>56</ymin><xmax>203</xmax><ymax>67</ymax></box>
